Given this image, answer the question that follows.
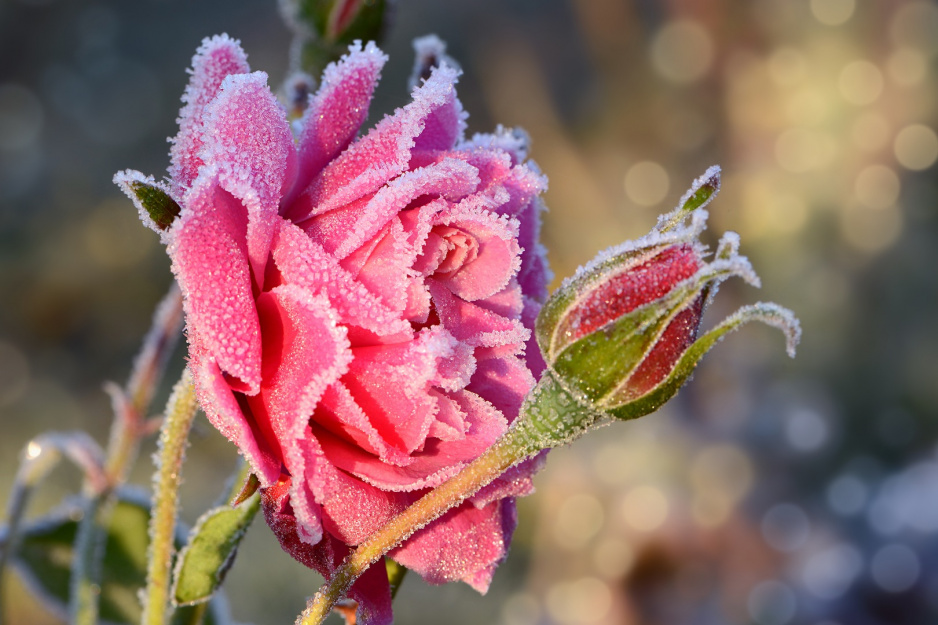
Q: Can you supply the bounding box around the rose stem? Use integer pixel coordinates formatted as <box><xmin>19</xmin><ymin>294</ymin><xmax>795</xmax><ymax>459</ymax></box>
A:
<box><xmin>141</xmin><ymin>368</ymin><xmax>199</xmax><ymax>625</ymax></box>
<box><xmin>69</xmin><ymin>284</ymin><xmax>184</xmax><ymax>625</ymax></box>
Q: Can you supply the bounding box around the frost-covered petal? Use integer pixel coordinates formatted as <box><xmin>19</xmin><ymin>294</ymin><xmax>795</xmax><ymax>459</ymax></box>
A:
<box><xmin>317</xmin><ymin>390</ymin><xmax>507</xmax><ymax>491</ymax></box>
<box><xmin>271</xmin><ymin>219</ymin><xmax>410</xmax><ymax>338</ymax></box>
<box><xmin>433</xmin><ymin>201</ymin><xmax>522</xmax><ymax>302</ymax></box>
<box><xmin>429</xmin><ymin>281</ymin><xmax>529</xmax><ymax>348</ymax></box>
<box><xmin>467</xmin><ymin>346</ymin><xmax>535</xmax><ymax>421</ymax></box>
<box><xmin>287</xmin><ymin>41</ymin><xmax>387</xmax><ymax>207</ymax></box>
<box><xmin>246</xmin><ymin>283</ymin><xmax>352</xmax><ymax>480</ymax></box>
<box><xmin>169</xmin><ymin>173</ymin><xmax>261</xmax><ymax>393</ymax></box>
<box><xmin>169</xmin><ymin>34</ymin><xmax>250</xmax><ymax>194</ymax></box>
<box><xmin>189</xmin><ymin>344</ymin><xmax>280</xmax><ymax>484</ymax></box>
<box><xmin>313</xmin><ymin>453</ymin><xmax>413</xmax><ymax>545</ymax></box>
<box><xmin>340</xmin><ymin>330</ymin><xmax>451</xmax><ymax>456</ymax></box>
<box><xmin>201</xmin><ymin>72</ymin><xmax>297</xmax><ymax>290</ymax></box>
<box><xmin>300</xmin><ymin>64</ymin><xmax>468</xmax><ymax>216</ymax></box>
<box><xmin>314</xmin><ymin>381</ymin><xmax>415</xmax><ymax>467</ymax></box>
<box><xmin>390</xmin><ymin>498</ymin><xmax>516</xmax><ymax>592</ymax></box>
<box><xmin>261</xmin><ymin>479</ymin><xmax>393</xmax><ymax>625</ymax></box>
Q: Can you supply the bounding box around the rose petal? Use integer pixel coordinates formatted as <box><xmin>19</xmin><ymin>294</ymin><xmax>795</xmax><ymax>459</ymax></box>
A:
<box><xmin>286</xmin><ymin>41</ymin><xmax>387</xmax><ymax>209</ymax></box>
<box><xmin>261</xmin><ymin>479</ymin><xmax>393</xmax><ymax>625</ymax></box>
<box><xmin>429</xmin><ymin>281</ymin><xmax>529</xmax><ymax>348</ymax></box>
<box><xmin>247</xmin><ymin>283</ymin><xmax>352</xmax><ymax>474</ymax></box>
<box><xmin>467</xmin><ymin>346</ymin><xmax>534</xmax><ymax>421</ymax></box>
<box><xmin>314</xmin><ymin>381</ymin><xmax>415</xmax><ymax>467</ymax></box>
<box><xmin>169</xmin><ymin>172</ymin><xmax>261</xmax><ymax>393</ymax></box>
<box><xmin>300</xmin><ymin>63</ymin><xmax>468</xmax><ymax>216</ymax></box>
<box><xmin>201</xmin><ymin>72</ymin><xmax>297</xmax><ymax>290</ymax></box>
<box><xmin>169</xmin><ymin>34</ymin><xmax>250</xmax><ymax>194</ymax></box>
<box><xmin>317</xmin><ymin>389</ymin><xmax>507</xmax><ymax>491</ymax></box>
<box><xmin>391</xmin><ymin>498</ymin><xmax>516</xmax><ymax>593</ymax></box>
<box><xmin>189</xmin><ymin>346</ymin><xmax>280</xmax><ymax>485</ymax></box>
<box><xmin>433</xmin><ymin>200</ymin><xmax>522</xmax><ymax>302</ymax></box>
<box><xmin>272</xmin><ymin>219</ymin><xmax>411</xmax><ymax>338</ymax></box>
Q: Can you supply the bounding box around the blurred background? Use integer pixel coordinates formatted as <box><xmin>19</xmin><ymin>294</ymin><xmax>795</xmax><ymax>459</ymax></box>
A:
<box><xmin>1</xmin><ymin>0</ymin><xmax>937</xmax><ymax>623</ymax></box>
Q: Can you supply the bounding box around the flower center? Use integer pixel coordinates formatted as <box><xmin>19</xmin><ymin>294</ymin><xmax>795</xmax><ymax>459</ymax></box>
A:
<box><xmin>433</xmin><ymin>226</ymin><xmax>478</xmax><ymax>276</ymax></box>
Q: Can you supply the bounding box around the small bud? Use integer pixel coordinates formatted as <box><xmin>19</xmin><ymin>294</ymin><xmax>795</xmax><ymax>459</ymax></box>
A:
<box><xmin>516</xmin><ymin>166</ymin><xmax>800</xmax><ymax>450</ymax></box>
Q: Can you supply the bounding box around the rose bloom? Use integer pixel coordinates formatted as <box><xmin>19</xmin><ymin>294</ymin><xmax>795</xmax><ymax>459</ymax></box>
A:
<box><xmin>117</xmin><ymin>35</ymin><xmax>549</xmax><ymax>622</ymax></box>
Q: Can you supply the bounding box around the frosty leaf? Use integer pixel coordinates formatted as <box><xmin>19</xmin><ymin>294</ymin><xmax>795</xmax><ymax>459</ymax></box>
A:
<box><xmin>114</xmin><ymin>170</ymin><xmax>181</xmax><ymax>235</ymax></box>
<box><xmin>4</xmin><ymin>491</ymin><xmax>170</xmax><ymax>625</ymax></box>
<box><xmin>656</xmin><ymin>165</ymin><xmax>721</xmax><ymax>233</ymax></box>
<box><xmin>129</xmin><ymin>181</ymin><xmax>182</xmax><ymax>230</ymax></box>
<box><xmin>172</xmin><ymin>492</ymin><xmax>260</xmax><ymax>606</ymax></box>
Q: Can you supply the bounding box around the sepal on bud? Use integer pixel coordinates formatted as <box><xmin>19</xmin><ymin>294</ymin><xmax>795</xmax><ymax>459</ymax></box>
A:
<box><xmin>528</xmin><ymin>166</ymin><xmax>800</xmax><ymax>443</ymax></box>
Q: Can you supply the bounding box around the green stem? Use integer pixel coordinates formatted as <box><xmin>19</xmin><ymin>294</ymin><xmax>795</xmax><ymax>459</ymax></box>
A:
<box><xmin>296</xmin><ymin>371</ymin><xmax>601</xmax><ymax>625</ymax></box>
<box><xmin>142</xmin><ymin>369</ymin><xmax>199</xmax><ymax>625</ymax></box>
<box><xmin>69</xmin><ymin>496</ymin><xmax>115</xmax><ymax>625</ymax></box>
<box><xmin>68</xmin><ymin>285</ymin><xmax>183</xmax><ymax>625</ymax></box>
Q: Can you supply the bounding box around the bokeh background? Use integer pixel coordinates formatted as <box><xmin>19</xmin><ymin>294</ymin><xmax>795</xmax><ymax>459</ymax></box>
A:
<box><xmin>2</xmin><ymin>0</ymin><xmax>937</xmax><ymax>624</ymax></box>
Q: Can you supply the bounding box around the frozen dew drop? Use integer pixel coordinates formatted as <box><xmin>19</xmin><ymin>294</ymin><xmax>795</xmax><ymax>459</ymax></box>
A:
<box><xmin>871</xmin><ymin>543</ymin><xmax>920</xmax><ymax>593</ymax></box>
<box><xmin>747</xmin><ymin>580</ymin><xmax>797</xmax><ymax>625</ymax></box>
<box><xmin>25</xmin><ymin>440</ymin><xmax>43</xmax><ymax>459</ymax></box>
<box><xmin>761</xmin><ymin>503</ymin><xmax>811</xmax><ymax>552</ymax></box>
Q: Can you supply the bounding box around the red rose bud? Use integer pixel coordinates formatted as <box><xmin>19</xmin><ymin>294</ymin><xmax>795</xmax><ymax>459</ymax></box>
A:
<box><xmin>511</xmin><ymin>167</ymin><xmax>800</xmax><ymax>451</ymax></box>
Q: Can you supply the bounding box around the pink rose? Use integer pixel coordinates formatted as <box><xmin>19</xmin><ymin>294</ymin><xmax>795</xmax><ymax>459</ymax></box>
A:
<box><xmin>117</xmin><ymin>35</ymin><xmax>549</xmax><ymax>623</ymax></box>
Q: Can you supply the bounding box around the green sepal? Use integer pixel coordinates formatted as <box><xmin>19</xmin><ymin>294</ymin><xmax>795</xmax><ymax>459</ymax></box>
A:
<box><xmin>128</xmin><ymin>181</ymin><xmax>181</xmax><ymax>231</ymax></box>
<box><xmin>608</xmin><ymin>302</ymin><xmax>800</xmax><ymax>421</ymax></box>
<box><xmin>385</xmin><ymin>557</ymin><xmax>408</xmax><ymax>600</ymax></box>
<box><xmin>5</xmin><ymin>491</ymin><xmax>170</xmax><ymax>625</ymax></box>
<box><xmin>171</xmin><ymin>492</ymin><xmax>260</xmax><ymax>607</ymax></box>
<box><xmin>657</xmin><ymin>166</ymin><xmax>721</xmax><ymax>233</ymax></box>
<box><xmin>535</xmin><ymin>244</ymin><xmax>666</xmax><ymax>362</ymax></box>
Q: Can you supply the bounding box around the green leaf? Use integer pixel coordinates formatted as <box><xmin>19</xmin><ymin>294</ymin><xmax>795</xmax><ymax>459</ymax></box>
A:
<box><xmin>8</xmin><ymin>491</ymin><xmax>156</xmax><ymax>625</ymax></box>
<box><xmin>656</xmin><ymin>166</ymin><xmax>721</xmax><ymax>233</ymax></box>
<box><xmin>127</xmin><ymin>180</ymin><xmax>181</xmax><ymax>231</ymax></box>
<box><xmin>172</xmin><ymin>493</ymin><xmax>260</xmax><ymax>607</ymax></box>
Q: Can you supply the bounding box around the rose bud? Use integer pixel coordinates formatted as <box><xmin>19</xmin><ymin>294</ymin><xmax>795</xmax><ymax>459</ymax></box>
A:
<box><xmin>515</xmin><ymin>166</ymin><xmax>801</xmax><ymax>447</ymax></box>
